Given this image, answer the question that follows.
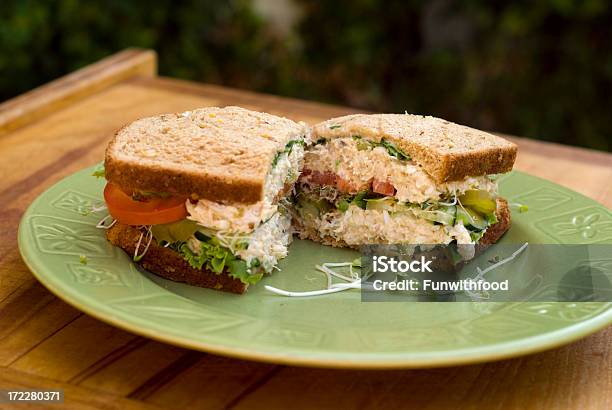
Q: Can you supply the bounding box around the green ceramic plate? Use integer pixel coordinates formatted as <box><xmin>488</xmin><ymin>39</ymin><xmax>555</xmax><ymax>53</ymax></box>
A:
<box><xmin>18</xmin><ymin>167</ymin><xmax>612</xmax><ymax>368</ymax></box>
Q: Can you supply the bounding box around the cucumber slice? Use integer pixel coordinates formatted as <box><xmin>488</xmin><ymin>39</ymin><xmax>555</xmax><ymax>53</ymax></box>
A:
<box><xmin>313</xmin><ymin>197</ymin><xmax>332</xmax><ymax>213</ymax></box>
<box><xmin>365</xmin><ymin>197</ymin><xmax>396</xmax><ymax>211</ymax></box>
<box><xmin>455</xmin><ymin>206</ymin><xmax>470</xmax><ymax>226</ymax></box>
<box><xmin>151</xmin><ymin>219</ymin><xmax>199</xmax><ymax>243</ymax></box>
<box><xmin>456</xmin><ymin>206</ymin><xmax>488</xmax><ymax>230</ymax></box>
<box><xmin>459</xmin><ymin>190</ymin><xmax>497</xmax><ymax>214</ymax></box>
<box><xmin>194</xmin><ymin>231</ymin><xmax>211</xmax><ymax>242</ymax></box>
<box><xmin>298</xmin><ymin>196</ymin><xmax>332</xmax><ymax>218</ymax></box>
<box><xmin>440</xmin><ymin>205</ymin><xmax>457</xmax><ymax>224</ymax></box>
<box><xmin>351</xmin><ymin>191</ymin><xmax>368</xmax><ymax>210</ymax></box>
<box><xmin>302</xmin><ymin>203</ymin><xmax>320</xmax><ymax>218</ymax></box>
<box><xmin>414</xmin><ymin>209</ymin><xmax>455</xmax><ymax>225</ymax></box>
<box><xmin>393</xmin><ymin>202</ymin><xmax>417</xmax><ymax>214</ymax></box>
<box><xmin>336</xmin><ymin>199</ymin><xmax>350</xmax><ymax>212</ymax></box>
<box><xmin>409</xmin><ymin>204</ymin><xmax>456</xmax><ymax>225</ymax></box>
<box><xmin>298</xmin><ymin>199</ymin><xmax>321</xmax><ymax>218</ymax></box>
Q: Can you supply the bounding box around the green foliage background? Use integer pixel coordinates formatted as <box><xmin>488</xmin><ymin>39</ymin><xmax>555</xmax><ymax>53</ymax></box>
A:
<box><xmin>1</xmin><ymin>0</ymin><xmax>611</xmax><ymax>151</ymax></box>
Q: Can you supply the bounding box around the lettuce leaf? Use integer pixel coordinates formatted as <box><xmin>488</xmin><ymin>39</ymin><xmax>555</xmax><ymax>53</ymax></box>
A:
<box><xmin>351</xmin><ymin>136</ymin><xmax>411</xmax><ymax>160</ymax></box>
<box><xmin>174</xmin><ymin>236</ymin><xmax>262</xmax><ymax>285</ymax></box>
<box><xmin>272</xmin><ymin>138</ymin><xmax>306</xmax><ymax>167</ymax></box>
<box><xmin>334</xmin><ymin>191</ymin><xmax>379</xmax><ymax>212</ymax></box>
<box><xmin>351</xmin><ymin>191</ymin><xmax>368</xmax><ymax>209</ymax></box>
<box><xmin>92</xmin><ymin>165</ymin><xmax>105</xmax><ymax>178</ymax></box>
<box><xmin>379</xmin><ymin>139</ymin><xmax>411</xmax><ymax>161</ymax></box>
<box><xmin>227</xmin><ymin>259</ymin><xmax>263</xmax><ymax>285</ymax></box>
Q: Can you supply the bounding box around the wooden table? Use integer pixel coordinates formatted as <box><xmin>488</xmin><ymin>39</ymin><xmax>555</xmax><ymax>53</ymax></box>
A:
<box><xmin>0</xmin><ymin>49</ymin><xmax>610</xmax><ymax>409</ymax></box>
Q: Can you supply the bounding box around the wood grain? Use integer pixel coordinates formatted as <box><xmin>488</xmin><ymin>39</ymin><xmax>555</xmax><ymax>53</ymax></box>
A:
<box><xmin>0</xmin><ymin>49</ymin><xmax>610</xmax><ymax>410</ymax></box>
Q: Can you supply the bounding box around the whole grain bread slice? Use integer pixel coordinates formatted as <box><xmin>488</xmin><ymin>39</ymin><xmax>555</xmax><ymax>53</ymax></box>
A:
<box><xmin>106</xmin><ymin>222</ymin><xmax>248</xmax><ymax>294</ymax></box>
<box><xmin>105</xmin><ymin>106</ymin><xmax>308</xmax><ymax>204</ymax></box>
<box><xmin>313</xmin><ymin>114</ymin><xmax>517</xmax><ymax>183</ymax></box>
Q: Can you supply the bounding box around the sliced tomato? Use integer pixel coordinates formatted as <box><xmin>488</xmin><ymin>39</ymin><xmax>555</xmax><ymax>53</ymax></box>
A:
<box><xmin>301</xmin><ymin>168</ymin><xmax>367</xmax><ymax>194</ymax></box>
<box><xmin>320</xmin><ymin>171</ymin><xmax>338</xmax><ymax>186</ymax></box>
<box><xmin>372</xmin><ymin>178</ymin><xmax>396</xmax><ymax>196</ymax></box>
<box><xmin>301</xmin><ymin>169</ymin><xmax>337</xmax><ymax>186</ymax></box>
<box><xmin>336</xmin><ymin>176</ymin><xmax>359</xmax><ymax>194</ymax></box>
<box><xmin>104</xmin><ymin>183</ymin><xmax>188</xmax><ymax>225</ymax></box>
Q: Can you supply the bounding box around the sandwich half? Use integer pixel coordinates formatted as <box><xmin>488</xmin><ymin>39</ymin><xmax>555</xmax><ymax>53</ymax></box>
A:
<box><xmin>103</xmin><ymin>106</ymin><xmax>309</xmax><ymax>293</ymax></box>
<box><xmin>293</xmin><ymin>113</ymin><xmax>517</xmax><ymax>259</ymax></box>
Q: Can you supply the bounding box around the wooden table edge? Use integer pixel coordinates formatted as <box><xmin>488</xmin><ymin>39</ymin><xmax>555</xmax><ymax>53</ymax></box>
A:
<box><xmin>0</xmin><ymin>48</ymin><xmax>157</xmax><ymax>136</ymax></box>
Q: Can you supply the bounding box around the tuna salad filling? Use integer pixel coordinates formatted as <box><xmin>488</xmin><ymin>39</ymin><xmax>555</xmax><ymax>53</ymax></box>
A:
<box><xmin>150</xmin><ymin>205</ymin><xmax>293</xmax><ymax>285</ymax></box>
<box><xmin>295</xmin><ymin>136</ymin><xmax>502</xmax><ymax>251</ymax></box>
<box><xmin>145</xmin><ymin>137</ymin><xmax>305</xmax><ymax>285</ymax></box>
<box><xmin>187</xmin><ymin>137</ymin><xmax>304</xmax><ymax>232</ymax></box>
<box><xmin>302</xmin><ymin>137</ymin><xmax>497</xmax><ymax>204</ymax></box>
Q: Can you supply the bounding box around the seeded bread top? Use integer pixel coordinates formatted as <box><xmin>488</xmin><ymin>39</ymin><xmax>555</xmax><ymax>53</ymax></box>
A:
<box><xmin>105</xmin><ymin>106</ymin><xmax>308</xmax><ymax>203</ymax></box>
<box><xmin>313</xmin><ymin>114</ymin><xmax>517</xmax><ymax>182</ymax></box>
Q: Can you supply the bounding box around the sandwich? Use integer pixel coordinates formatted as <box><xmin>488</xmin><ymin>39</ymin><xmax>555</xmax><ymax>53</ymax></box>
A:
<box><xmin>102</xmin><ymin>106</ymin><xmax>309</xmax><ymax>294</ymax></box>
<box><xmin>293</xmin><ymin>113</ymin><xmax>517</xmax><ymax>259</ymax></box>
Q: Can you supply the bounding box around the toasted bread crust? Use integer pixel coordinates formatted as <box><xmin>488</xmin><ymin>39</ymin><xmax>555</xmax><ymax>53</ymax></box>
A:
<box><xmin>478</xmin><ymin>197</ymin><xmax>511</xmax><ymax>248</ymax></box>
<box><xmin>296</xmin><ymin>197</ymin><xmax>511</xmax><ymax>249</ymax></box>
<box><xmin>313</xmin><ymin>114</ymin><xmax>517</xmax><ymax>183</ymax></box>
<box><xmin>105</xmin><ymin>106</ymin><xmax>308</xmax><ymax>204</ymax></box>
<box><xmin>106</xmin><ymin>223</ymin><xmax>248</xmax><ymax>294</ymax></box>
<box><xmin>104</xmin><ymin>153</ymin><xmax>263</xmax><ymax>203</ymax></box>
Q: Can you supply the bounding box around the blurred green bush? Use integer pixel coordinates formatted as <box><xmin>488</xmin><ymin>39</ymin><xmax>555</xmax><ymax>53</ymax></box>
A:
<box><xmin>1</xmin><ymin>0</ymin><xmax>610</xmax><ymax>151</ymax></box>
